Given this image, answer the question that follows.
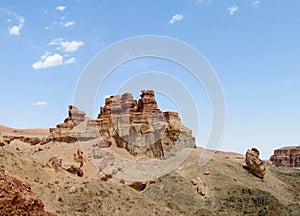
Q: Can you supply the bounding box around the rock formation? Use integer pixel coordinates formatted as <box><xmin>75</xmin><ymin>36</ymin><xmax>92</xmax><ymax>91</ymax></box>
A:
<box><xmin>1</xmin><ymin>135</ymin><xmax>50</xmax><ymax>146</ymax></box>
<box><xmin>65</xmin><ymin>166</ymin><xmax>84</xmax><ymax>177</ymax></box>
<box><xmin>95</xmin><ymin>90</ymin><xmax>195</xmax><ymax>159</ymax></box>
<box><xmin>245</xmin><ymin>148</ymin><xmax>266</xmax><ymax>179</ymax></box>
<box><xmin>46</xmin><ymin>156</ymin><xmax>63</xmax><ymax>171</ymax></box>
<box><xmin>50</xmin><ymin>90</ymin><xmax>196</xmax><ymax>159</ymax></box>
<box><xmin>73</xmin><ymin>149</ymin><xmax>86</xmax><ymax>168</ymax></box>
<box><xmin>128</xmin><ymin>182</ymin><xmax>147</xmax><ymax>191</ymax></box>
<box><xmin>270</xmin><ymin>146</ymin><xmax>300</xmax><ymax>167</ymax></box>
<box><xmin>49</xmin><ymin>105</ymin><xmax>95</xmax><ymax>142</ymax></box>
<box><xmin>0</xmin><ymin>167</ymin><xmax>56</xmax><ymax>216</ymax></box>
<box><xmin>46</xmin><ymin>150</ymin><xmax>85</xmax><ymax>177</ymax></box>
<box><xmin>0</xmin><ymin>137</ymin><xmax>5</xmax><ymax>148</ymax></box>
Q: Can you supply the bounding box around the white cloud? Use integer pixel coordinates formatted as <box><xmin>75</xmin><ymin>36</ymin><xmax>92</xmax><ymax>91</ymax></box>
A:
<box><xmin>59</xmin><ymin>40</ymin><xmax>84</xmax><ymax>52</ymax></box>
<box><xmin>48</xmin><ymin>38</ymin><xmax>84</xmax><ymax>52</ymax></box>
<box><xmin>9</xmin><ymin>25</ymin><xmax>21</xmax><ymax>35</ymax></box>
<box><xmin>33</xmin><ymin>101</ymin><xmax>48</xmax><ymax>106</ymax></box>
<box><xmin>251</xmin><ymin>0</ymin><xmax>260</xmax><ymax>9</ymax></box>
<box><xmin>56</xmin><ymin>5</ymin><xmax>66</xmax><ymax>11</ymax></box>
<box><xmin>197</xmin><ymin>0</ymin><xmax>214</xmax><ymax>6</ymax></box>
<box><xmin>32</xmin><ymin>53</ymin><xmax>63</xmax><ymax>69</ymax></box>
<box><xmin>48</xmin><ymin>38</ymin><xmax>64</xmax><ymax>46</ymax></box>
<box><xmin>169</xmin><ymin>14</ymin><xmax>184</xmax><ymax>24</ymax></box>
<box><xmin>32</xmin><ymin>52</ymin><xmax>76</xmax><ymax>70</ymax></box>
<box><xmin>227</xmin><ymin>5</ymin><xmax>239</xmax><ymax>15</ymax></box>
<box><xmin>64</xmin><ymin>57</ymin><xmax>76</xmax><ymax>64</ymax></box>
<box><xmin>7</xmin><ymin>13</ymin><xmax>25</xmax><ymax>36</ymax></box>
<box><xmin>62</xmin><ymin>21</ymin><xmax>76</xmax><ymax>27</ymax></box>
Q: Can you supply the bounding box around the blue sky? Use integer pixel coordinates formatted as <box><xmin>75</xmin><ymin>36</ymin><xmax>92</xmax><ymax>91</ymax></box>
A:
<box><xmin>1</xmin><ymin>0</ymin><xmax>300</xmax><ymax>159</ymax></box>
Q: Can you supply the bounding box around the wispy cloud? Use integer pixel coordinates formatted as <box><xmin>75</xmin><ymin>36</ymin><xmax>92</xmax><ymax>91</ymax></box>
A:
<box><xmin>59</xmin><ymin>40</ymin><xmax>84</xmax><ymax>52</ymax></box>
<box><xmin>227</xmin><ymin>5</ymin><xmax>239</xmax><ymax>15</ymax></box>
<box><xmin>251</xmin><ymin>0</ymin><xmax>260</xmax><ymax>9</ymax></box>
<box><xmin>0</xmin><ymin>9</ymin><xmax>25</xmax><ymax>36</ymax></box>
<box><xmin>169</xmin><ymin>14</ymin><xmax>184</xmax><ymax>24</ymax></box>
<box><xmin>56</xmin><ymin>5</ymin><xmax>66</xmax><ymax>11</ymax></box>
<box><xmin>48</xmin><ymin>38</ymin><xmax>84</xmax><ymax>52</ymax></box>
<box><xmin>285</xmin><ymin>80</ymin><xmax>292</xmax><ymax>85</ymax></box>
<box><xmin>64</xmin><ymin>57</ymin><xmax>76</xmax><ymax>64</ymax></box>
<box><xmin>197</xmin><ymin>0</ymin><xmax>214</xmax><ymax>6</ymax></box>
<box><xmin>62</xmin><ymin>21</ymin><xmax>76</xmax><ymax>27</ymax></box>
<box><xmin>48</xmin><ymin>38</ymin><xmax>64</xmax><ymax>46</ymax></box>
<box><xmin>33</xmin><ymin>101</ymin><xmax>48</xmax><ymax>106</ymax></box>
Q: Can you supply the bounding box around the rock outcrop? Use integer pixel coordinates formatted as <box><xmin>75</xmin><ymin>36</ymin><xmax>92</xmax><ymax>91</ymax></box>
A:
<box><xmin>46</xmin><ymin>150</ymin><xmax>85</xmax><ymax>177</ymax></box>
<box><xmin>0</xmin><ymin>167</ymin><xmax>56</xmax><ymax>216</ymax></box>
<box><xmin>49</xmin><ymin>105</ymin><xmax>96</xmax><ymax>142</ymax></box>
<box><xmin>128</xmin><ymin>182</ymin><xmax>147</xmax><ymax>191</ymax></box>
<box><xmin>245</xmin><ymin>148</ymin><xmax>266</xmax><ymax>179</ymax></box>
<box><xmin>50</xmin><ymin>90</ymin><xmax>196</xmax><ymax>159</ymax></box>
<box><xmin>0</xmin><ymin>137</ymin><xmax>5</xmax><ymax>147</ymax></box>
<box><xmin>65</xmin><ymin>166</ymin><xmax>84</xmax><ymax>177</ymax></box>
<box><xmin>95</xmin><ymin>90</ymin><xmax>195</xmax><ymax>159</ymax></box>
<box><xmin>1</xmin><ymin>135</ymin><xmax>50</xmax><ymax>146</ymax></box>
<box><xmin>46</xmin><ymin>156</ymin><xmax>63</xmax><ymax>171</ymax></box>
<box><xmin>270</xmin><ymin>146</ymin><xmax>300</xmax><ymax>167</ymax></box>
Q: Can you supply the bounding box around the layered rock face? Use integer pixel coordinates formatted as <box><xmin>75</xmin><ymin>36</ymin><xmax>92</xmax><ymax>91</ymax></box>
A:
<box><xmin>49</xmin><ymin>105</ymin><xmax>98</xmax><ymax>142</ymax></box>
<box><xmin>50</xmin><ymin>90</ymin><xmax>196</xmax><ymax>159</ymax></box>
<box><xmin>0</xmin><ymin>168</ymin><xmax>56</xmax><ymax>216</ymax></box>
<box><xmin>270</xmin><ymin>146</ymin><xmax>300</xmax><ymax>167</ymax></box>
<box><xmin>95</xmin><ymin>90</ymin><xmax>195</xmax><ymax>158</ymax></box>
<box><xmin>245</xmin><ymin>148</ymin><xmax>266</xmax><ymax>179</ymax></box>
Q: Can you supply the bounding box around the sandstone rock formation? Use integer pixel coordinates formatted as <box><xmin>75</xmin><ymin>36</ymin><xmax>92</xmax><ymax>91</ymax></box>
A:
<box><xmin>128</xmin><ymin>181</ymin><xmax>147</xmax><ymax>191</ymax></box>
<box><xmin>0</xmin><ymin>167</ymin><xmax>56</xmax><ymax>216</ymax></box>
<box><xmin>95</xmin><ymin>90</ymin><xmax>195</xmax><ymax>159</ymax></box>
<box><xmin>49</xmin><ymin>105</ymin><xmax>94</xmax><ymax>142</ymax></box>
<box><xmin>0</xmin><ymin>137</ymin><xmax>5</xmax><ymax>148</ymax></box>
<box><xmin>46</xmin><ymin>156</ymin><xmax>63</xmax><ymax>171</ymax></box>
<box><xmin>1</xmin><ymin>135</ymin><xmax>50</xmax><ymax>146</ymax></box>
<box><xmin>73</xmin><ymin>149</ymin><xmax>86</xmax><ymax>168</ymax></box>
<box><xmin>65</xmin><ymin>166</ymin><xmax>84</xmax><ymax>177</ymax></box>
<box><xmin>245</xmin><ymin>148</ymin><xmax>266</xmax><ymax>179</ymax></box>
<box><xmin>270</xmin><ymin>146</ymin><xmax>300</xmax><ymax>167</ymax></box>
<box><xmin>46</xmin><ymin>151</ymin><xmax>85</xmax><ymax>177</ymax></box>
<box><xmin>50</xmin><ymin>90</ymin><xmax>196</xmax><ymax>159</ymax></box>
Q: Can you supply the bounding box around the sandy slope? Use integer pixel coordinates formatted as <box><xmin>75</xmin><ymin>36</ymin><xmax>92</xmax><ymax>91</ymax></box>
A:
<box><xmin>0</xmin><ymin>126</ymin><xmax>299</xmax><ymax>215</ymax></box>
<box><xmin>0</xmin><ymin>125</ymin><xmax>49</xmax><ymax>137</ymax></box>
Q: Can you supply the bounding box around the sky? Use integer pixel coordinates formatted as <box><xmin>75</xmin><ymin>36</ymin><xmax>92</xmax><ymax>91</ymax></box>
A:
<box><xmin>0</xmin><ymin>0</ymin><xmax>300</xmax><ymax>159</ymax></box>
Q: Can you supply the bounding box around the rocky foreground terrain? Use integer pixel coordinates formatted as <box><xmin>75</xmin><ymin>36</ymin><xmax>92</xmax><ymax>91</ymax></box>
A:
<box><xmin>0</xmin><ymin>90</ymin><xmax>299</xmax><ymax>215</ymax></box>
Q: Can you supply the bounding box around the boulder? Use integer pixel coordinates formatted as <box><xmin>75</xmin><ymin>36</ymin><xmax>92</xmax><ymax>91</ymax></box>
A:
<box><xmin>191</xmin><ymin>177</ymin><xmax>206</xmax><ymax>196</ymax></box>
<box><xmin>0</xmin><ymin>136</ymin><xmax>5</xmax><ymax>147</ymax></box>
<box><xmin>128</xmin><ymin>182</ymin><xmax>147</xmax><ymax>191</ymax></box>
<box><xmin>245</xmin><ymin>148</ymin><xmax>266</xmax><ymax>179</ymax></box>
<box><xmin>65</xmin><ymin>166</ymin><xmax>83</xmax><ymax>177</ymax></box>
